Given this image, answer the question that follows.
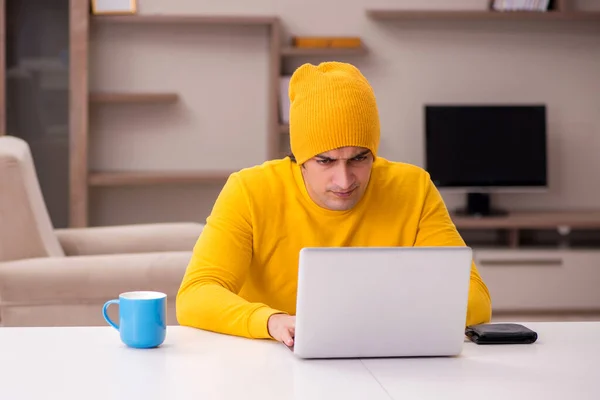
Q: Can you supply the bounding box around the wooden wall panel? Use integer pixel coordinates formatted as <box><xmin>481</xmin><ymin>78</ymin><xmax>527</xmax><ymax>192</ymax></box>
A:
<box><xmin>69</xmin><ymin>0</ymin><xmax>89</xmax><ymax>227</ymax></box>
<box><xmin>268</xmin><ymin>19</ymin><xmax>282</xmax><ymax>160</ymax></box>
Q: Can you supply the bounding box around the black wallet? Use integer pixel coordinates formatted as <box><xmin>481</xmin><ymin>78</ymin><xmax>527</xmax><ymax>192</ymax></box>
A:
<box><xmin>465</xmin><ymin>323</ymin><xmax>538</xmax><ymax>344</ymax></box>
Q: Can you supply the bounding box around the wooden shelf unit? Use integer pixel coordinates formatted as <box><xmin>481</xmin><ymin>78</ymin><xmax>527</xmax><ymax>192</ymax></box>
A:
<box><xmin>65</xmin><ymin>11</ymin><xmax>282</xmax><ymax>227</ymax></box>
<box><xmin>452</xmin><ymin>211</ymin><xmax>600</xmax><ymax>230</ymax></box>
<box><xmin>89</xmin><ymin>92</ymin><xmax>179</xmax><ymax>104</ymax></box>
<box><xmin>452</xmin><ymin>211</ymin><xmax>600</xmax><ymax>249</ymax></box>
<box><xmin>89</xmin><ymin>171</ymin><xmax>232</xmax><ymax>186</ymax></box>
<box><xmin>365</xmin><ymin>10</ymin><xmax>600</xmax><ymax>21</ymax></box>
<box><xmin>281</xmin><ymin>45</ymin><xmax>367</xmax><ymax>57</ymax></box>
<box><xmin>91</xmin><ymin>15</ymin><xmax>279</xmax><ymax>25</ymax></box>
<box><xmin>366</xmin><ymin>0</ymin><xmax>598</xmax><ymax>21</ymax></box>
<box><xmin>366</xmin><ymin>0</ymin><xmax>600</xmax><ymax>22</ymax></box>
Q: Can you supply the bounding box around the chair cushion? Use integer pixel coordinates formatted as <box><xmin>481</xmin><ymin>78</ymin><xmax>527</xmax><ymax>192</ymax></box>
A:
<box><xmin>0</xmin><ymin>251</ymin><xmax>190</xmax><ymax>326</ymax></box>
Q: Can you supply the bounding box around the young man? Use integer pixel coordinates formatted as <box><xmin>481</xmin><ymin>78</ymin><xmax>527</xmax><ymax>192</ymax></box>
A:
<box><xmin>177</xmin><ymin>62</ymin><xmax>492</xmax><ymax>347</ymax></box>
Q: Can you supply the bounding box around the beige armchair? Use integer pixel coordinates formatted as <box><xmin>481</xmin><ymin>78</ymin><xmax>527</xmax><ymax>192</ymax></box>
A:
<box><xmin>0</xmin><ymin>136</ymin><xmax>203</xmax><ymax>327</ymax></box>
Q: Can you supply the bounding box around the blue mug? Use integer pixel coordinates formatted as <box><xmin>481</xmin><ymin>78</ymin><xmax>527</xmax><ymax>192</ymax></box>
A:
<box><xmin>102</xmin><ymin>291</ymin><xmax>167</xmax><ymax>349</ymax></box>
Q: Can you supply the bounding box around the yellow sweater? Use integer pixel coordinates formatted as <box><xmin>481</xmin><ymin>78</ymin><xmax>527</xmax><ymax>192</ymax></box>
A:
<box><xmin>176</xmin><ymin>157</ymin><xmax>492</xmax><ymax>338</ymax></box>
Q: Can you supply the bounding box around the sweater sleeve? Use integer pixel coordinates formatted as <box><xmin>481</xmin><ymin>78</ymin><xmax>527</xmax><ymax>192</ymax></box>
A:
<box><xmin>413</xmin><ymin>173</ymin><xmax>492</xmax><ymax>327</ymax></box>
<box><xmin>176</xmin><ymin>174</ymin><xmax>284</xmax><ymax>338</ymax></box>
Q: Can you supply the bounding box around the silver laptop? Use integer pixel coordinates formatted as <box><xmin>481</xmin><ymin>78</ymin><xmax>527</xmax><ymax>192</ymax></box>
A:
<box><xmin>290</xmin><ymin>246</ymin><xmax>473</xmax><ymax>359</ymax></box>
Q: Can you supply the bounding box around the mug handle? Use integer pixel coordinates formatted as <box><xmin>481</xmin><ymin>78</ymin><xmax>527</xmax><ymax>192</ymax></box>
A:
<box><xmin>102</xmin><ymin>299</ymin><xmax>120</xmax><ymax>330</ymax></box>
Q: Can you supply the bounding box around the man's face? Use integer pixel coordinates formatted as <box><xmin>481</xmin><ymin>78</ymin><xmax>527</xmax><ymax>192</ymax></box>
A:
<box><xmin>300</xmin><ymin>146</ymin><xmax>373</xmax><ymax>211</ymax></box>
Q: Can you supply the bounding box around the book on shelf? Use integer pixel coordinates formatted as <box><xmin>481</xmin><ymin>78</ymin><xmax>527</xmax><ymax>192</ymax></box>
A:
<box><xmin>291</xmin><ymin>36</ymin><xmax>362</xmax><ymax>49</ymax></box>
<box><xmin>491</xmin><ymin>0</ymin><xmax>552</xmax><ymax>11</ymax></box>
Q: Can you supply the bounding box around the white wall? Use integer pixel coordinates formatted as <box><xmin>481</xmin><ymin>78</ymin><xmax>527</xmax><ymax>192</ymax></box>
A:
<box><xmin>89</xmin><ymin>23</ymin><xmax>270</xmax><ymax>173</ymax></box>
<box><xmin>89</xmin><ymin>0</ymin><xmax>600</xmax><ymax>226</ymax></box>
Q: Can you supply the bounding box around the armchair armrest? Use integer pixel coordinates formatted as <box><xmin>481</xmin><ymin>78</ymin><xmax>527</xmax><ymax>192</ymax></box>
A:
<box><xmin>0</xmin><ymin>251</ymin><xmax>191</xmax><ymax>306</ymax></box>
<box><xmin>55</xmin><ymin>222</ymin><xmax>204</xmax><ymax>256</ymax></box>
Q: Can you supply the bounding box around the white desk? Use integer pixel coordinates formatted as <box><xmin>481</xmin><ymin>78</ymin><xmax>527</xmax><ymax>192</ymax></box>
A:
<box><xmin>0</xmin><ymin>322</ymin><xmax>598</xmax><ymax>400</ymax></box>
<box><xmin>0</xmin><ymin>325</ymin><xmax>389</xmax><ymax>400</ymax></box>
<box><xmin>363</xmin><ymin>321</ymin><xmax>600</xmax><ymax>400</ymax></box>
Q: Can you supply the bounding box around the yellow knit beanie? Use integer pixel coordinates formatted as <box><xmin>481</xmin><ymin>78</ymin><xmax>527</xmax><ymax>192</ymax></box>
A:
<box><xmin>288</xmin><ymin>62</ymin><xmax>380</xmax><ymax>165</ymax></box>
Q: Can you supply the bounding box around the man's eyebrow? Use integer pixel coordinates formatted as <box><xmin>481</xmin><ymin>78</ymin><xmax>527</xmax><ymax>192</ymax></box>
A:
<box><xmin>352</xmin><ymin>150</ymin><xmax>371</xmax><ymax>158</ymax></box>
<box><xmin>315</xmin><ymin>150</ymin><xmax>371</xmax><ymax>161</ymax></box>
<box><xmin>315</xmin><ymin>154</ymin><xmax>334</xmax><ymax>160</ymax></box>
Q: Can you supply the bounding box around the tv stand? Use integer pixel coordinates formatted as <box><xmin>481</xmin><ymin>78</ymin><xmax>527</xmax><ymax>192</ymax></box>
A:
<box><xmin>454</xmin><ymin>192</ymin><xmax>508</xmax><ymax>217</ymax></box>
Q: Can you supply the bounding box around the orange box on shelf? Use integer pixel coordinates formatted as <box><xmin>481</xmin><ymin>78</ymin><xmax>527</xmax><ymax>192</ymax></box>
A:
<box><xmin>291</xmin><ymin>36</ymin><xmax>362</xmax><ymax>49</ymax></box>
<box><xmin>330</xmin><ymin>37</ymin><xmax>363</xmax><ymax>48</ymax></box>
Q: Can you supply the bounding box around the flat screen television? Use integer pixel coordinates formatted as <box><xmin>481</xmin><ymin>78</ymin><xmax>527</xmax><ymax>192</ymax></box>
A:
<box><xmin>425</xmin><ymin>105</ymin><xmax>547</xmax><ymax>216</ymax></box>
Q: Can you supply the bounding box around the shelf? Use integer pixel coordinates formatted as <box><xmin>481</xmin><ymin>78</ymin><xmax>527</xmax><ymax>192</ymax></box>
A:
<box><xmin>91</xmin><ymin>15</ymin><xmax>279</xmax><ymax>25</ymax></box>
<box><xmin>365</xmin><ymin>10</ymin><xmax>600</xmax><ymax>21</ymax></box>
<box><xmin>281</xmin><ymin>46</ymin><xmax>367</xmax><ymax>57</ymax></box>
<box><xmin>89</xmin><ymin>92</ymin><xmax>179</xmax><ymax>104</ymax></box>
<box><xmin>452</xmin><ymin>211</ymin><xmax>600</xmax><ymax>230</ymax></box>
<box><xmin>89</xmin><ymin>171</ymin><xmax>232</xmax><ymax>186</ymax></box>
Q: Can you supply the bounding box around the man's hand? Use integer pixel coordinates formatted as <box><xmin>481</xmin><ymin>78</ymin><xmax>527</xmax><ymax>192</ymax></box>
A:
<box><xmin>267</xmin><ymin>314</ymin><xmax>296</xmax><ymax>347</ymax></box>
